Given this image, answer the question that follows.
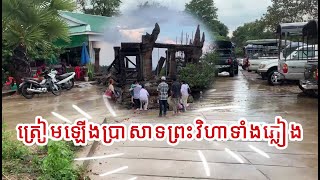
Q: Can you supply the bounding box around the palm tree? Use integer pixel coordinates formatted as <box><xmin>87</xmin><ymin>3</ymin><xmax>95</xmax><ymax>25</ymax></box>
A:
<box><xmin>2</xmin><ymin>0</ymin><xmax>75</xmax><ymax>83</ymax></box>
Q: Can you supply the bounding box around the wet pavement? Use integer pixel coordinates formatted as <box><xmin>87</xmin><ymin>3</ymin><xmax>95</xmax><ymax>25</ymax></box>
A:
<box><xmin>2</xmin><ymin>69</ymin><xmax>318</xmax><ymax>179</ymax></box>
<box><xmin>2</xmin><ymin>83</ymin><xmax>110</xmax><ymax>129</ymax></box>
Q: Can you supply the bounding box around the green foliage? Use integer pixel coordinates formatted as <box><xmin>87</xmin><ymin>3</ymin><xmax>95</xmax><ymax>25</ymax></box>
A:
<box><xmin>185</xmin><ymin>0</ymin><xmax>229</xmax><ymax>38</ymax></box>
<box><xmin>79</xmin><ymin>0</ymin><xmax>122</xmax><ymax>16</ymax></box>
<box><xmin>86</xmin><ymin>62</ymin><xmax>94</xmax><ymax>80</ymax></box>
<box><xmin>2</xmin><ymin>128</ymin><xmax>30</xmax><ymax>160</ymax></box>
<box><xmin>2</xmin><ymin>0</ymin><xmax>75</xmax><ymax>63</ymax></box>
<box><xmin>263</xmin><ymin>0</ymin><xmax>318</xmax><ymax>31</ymax></box>
<box><xmin>2</xmin><ymin>124</ymin><xmax>81</xmax><ymax>179</ymax></box>
<box><xmin>39</xmin><ymin>141</ymin><xmax>79</xmax><ymax>180</ymax></box>
<box><xmin>185</xmin><ymin>0</ymin><xmax>218</xmax><ymax>21</ymax></box>
<box><xmin>179</xmin><ymin>52</ymin><xmax>217</xmax><ymax>89</ymax></box>
<box><xmin>231</xmin><ymin>19</ymin><xmax>275</xmax><ymax>56</ymax></box>
<box><xmin>2</xmin><ymin>124</ymin><xmax>36</xmax><ymax>178</ymax></box>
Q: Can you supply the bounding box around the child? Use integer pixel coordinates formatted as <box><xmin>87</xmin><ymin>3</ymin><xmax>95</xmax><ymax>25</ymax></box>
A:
<box><xmin>139</xmin><ymin>84</ymin><xmax>149</xmax><ymax>110</ymax></box>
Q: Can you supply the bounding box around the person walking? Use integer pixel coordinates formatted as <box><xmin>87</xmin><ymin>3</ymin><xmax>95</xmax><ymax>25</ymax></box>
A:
<box><xmin>139</xmin><ymin>84</ymin><xmax>149</xmax><ymax>110</ymax></box>
<box><xmin>171</xmin><ymin>77</ymin><xmax>181</xmax><ymax>115</ymax></box>
<box><xmin>133</xmin><ymin>80</ymin><xmax>142</xmax><ymax>110</ymax></box>
<box><xmin>180</xmin><ymin>80</ymin><xmax>191</xmax><ymax>112</ymax></box>
<box><xmin>104</xmin><ymin>79</ymin><xmax>116</xmax><ymax>101</ymax></box>
<box><xmin>129</xmin><ymin>82</ymin><xmax>136</xmax><ymax>109</ymax></box>
<box><xmin>157</xmin><ymin>76</ymin><xmax>169</xmax><ymax>117</ymax></box>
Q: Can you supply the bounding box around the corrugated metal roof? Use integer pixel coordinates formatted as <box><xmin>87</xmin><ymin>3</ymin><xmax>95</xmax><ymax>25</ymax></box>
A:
<box><xmin>276</xmin><ymin>22</ymin><xmax>308</xmax><ymax>35</ymax></box>
<box><xmin>60</xmin><ymin>11</ymin><xmax>111</xmax><ymax>33</ymax></box>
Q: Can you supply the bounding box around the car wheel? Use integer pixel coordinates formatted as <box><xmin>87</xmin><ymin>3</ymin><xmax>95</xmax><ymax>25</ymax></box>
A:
<box><xmin>298</xmin><ymin>84</ymin><xmax>307</xmax><ymax>92</ymax></box>
<box><xmin>215</xmin><ymin>70</ymin><xmax>218</xmax><ymax>77</ymax></box>
<box><xmin>311</xmin><ymin>89</ymin><xmax>319</xmax><ymax>98</ymax></box>
<box><xmin>268</xmin><ymin>70</ymin><xmax>284</xmax><ymax>86</ymax></box>
<box><xmin>229</xmin><ymin>68</ymin><xmax>234</xmax><ymax>77</ymax></box>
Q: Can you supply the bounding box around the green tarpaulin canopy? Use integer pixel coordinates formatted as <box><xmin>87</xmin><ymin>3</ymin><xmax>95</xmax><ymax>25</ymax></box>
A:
<box><xmin>54</xmin><ymin>34</ymin><xmax>89</xmax><ymax>48</ymax></box>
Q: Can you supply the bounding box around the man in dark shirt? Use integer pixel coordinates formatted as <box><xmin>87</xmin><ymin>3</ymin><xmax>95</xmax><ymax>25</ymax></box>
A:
<box><xmin>171</xmin><ymin>77</ymin><xmax>181</xmax><ymax>115</ymax></box>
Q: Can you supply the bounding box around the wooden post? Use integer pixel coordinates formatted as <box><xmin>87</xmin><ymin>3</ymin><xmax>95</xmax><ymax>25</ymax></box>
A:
<box><xmin>136</xmin><ymin>54</ymin><xmax>143</xmax><ymax>81</ymax></box>
<box><xmin>165</xmin><ymin>50</ymin><xmax>170</xmax><ymax>77</ymax></box>
<box><xmin>94</xmin><ymin>48</ymin><xmax>100</xmax><ymax>72</ymax></box>
<box><xmin>119</xmin><ymin>51</ymin><xmax>126</xmax><ymax>85</ymax></box>
<box><xmin>141</xmin><ymin>23</ymin><xmax>160</xmax><ymax>80</ymax></box>
<box><xmin>155</xmin><ymin>57</ymin><xmax>166</xmax><ymax>76</ymax></box>
<box><xmin>168</xmin><ymin>49</ymin><xmax>177</xmax><ymax>79</ymax></box>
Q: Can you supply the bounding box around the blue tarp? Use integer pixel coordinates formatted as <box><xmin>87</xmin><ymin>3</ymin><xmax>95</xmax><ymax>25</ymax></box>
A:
<box><xmin>81</xmin><ymin>42</ymin><xmax>90</xmax><ymax>65</ymax></box>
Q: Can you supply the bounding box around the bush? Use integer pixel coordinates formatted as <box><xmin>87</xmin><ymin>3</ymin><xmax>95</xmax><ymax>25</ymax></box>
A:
<box><xmin>2</xmin><ymin>126</ymin><xmax>30</xmax><ymax>160</ymax></box>
<box><xmin>2</xmin><ymin>124</ymin><xmax>81</xmax><ymax>179</ymax></box>
<box><xmin>179</xmin><ymin>51</ymin><xmax>218</xmax><ymax>89</ymax></box>
<box><xmin>39</xmin><ymin>141</ymin><xmax>79</xmax><ymax>180</ymax></box>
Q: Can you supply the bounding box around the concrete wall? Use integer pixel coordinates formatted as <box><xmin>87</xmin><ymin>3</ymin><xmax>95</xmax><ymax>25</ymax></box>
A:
<box><xmin>89</xmin><ymin>35</ymin><xmax>115</xmax><ymax>66</ymax></box>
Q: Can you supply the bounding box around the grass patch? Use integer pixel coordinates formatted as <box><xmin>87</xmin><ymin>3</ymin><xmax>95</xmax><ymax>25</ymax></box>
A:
<box><xmin>2</xmin><ymin>124</ymin><xmax>84</xmax><ymax>179</ymax></box>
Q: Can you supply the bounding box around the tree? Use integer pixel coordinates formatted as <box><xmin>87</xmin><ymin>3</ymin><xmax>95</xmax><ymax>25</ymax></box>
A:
<box><xmin>185</xmin><ymin>0</ymin><xmax>228</xmax><ymax>39</ymax></box>
<box><xmin>231</xmin><ymin>19</ymin><xmax>274</xmax><ymax>56</ymax></box>
<box><xmin>2</xmin><ymin>0</ymin><xmax>75</xmax><ymax>83</ymax></box>
<box><xmin>78</xmin><ymin>0</ymin><xmax>122</xmax><ymax>16</ymax></box>
<box><xmin>185</xmin><ymin>0</ymin><xmax>218</xmax><ymax>22</ymax></box>
<box><xmin>263</xmin><ymin>0</ymin><xmax>318</xmax><ymax>30</ymax></box>
<box><xmin>179</xmin><ymin>51</ymin><xmax>217</xmax><ymax>89</ymax></box>
<box><xmin>137</xmin><ymin>1</ymin><xmax>163</xmax><ymax>9</ymax></box>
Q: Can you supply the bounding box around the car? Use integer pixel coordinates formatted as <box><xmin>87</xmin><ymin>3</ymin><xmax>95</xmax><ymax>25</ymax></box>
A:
<box><xmin>299</xmin><ymin>20</ymin><xmax>318</xmax><ymax>97</ymax></box>
<box><xmin>299</xmin><ymin>61</ymin><xmax>318</xmax><ymax>97</ymax></box>
<box><xmin>245</xmin><ymin>39</ymin><xmax>283</xmax><ymax>72</ymax></box>
<box><xmin>257</xmin><ymin>58</ymin><xmax>278</xmax><ymax>80</ymax></box>
<box><xmin>257</xmin><ymin>42</ymin><xmax>306</xmax><ymax>84</ymax></box>
<box><xmin>276</xmin><ymin>45</ymin><xmax>318</xmax><ymax>85</ymax></box>
<box><xmin>214</xmin><ymin>41</ymin><xmax>238</xmax><ymax>77</ymax></box>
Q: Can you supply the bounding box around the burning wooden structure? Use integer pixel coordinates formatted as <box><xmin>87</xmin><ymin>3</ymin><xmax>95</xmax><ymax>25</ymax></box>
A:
<box><xmin>106</xmin><ymin>23</ymin><xmax>205</xmax><ymax>86</ymax></box>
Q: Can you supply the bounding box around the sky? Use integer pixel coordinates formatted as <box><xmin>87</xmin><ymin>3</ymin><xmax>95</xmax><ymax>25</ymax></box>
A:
<box><xmin>119</xmin><ymin>0</ymin><xmax>273</xmax><ymax>37</ymax></box>
<box><xmin>99</xmin><ymin>0</ymin><xmax>273</xmax><ymax>67</ymax></box>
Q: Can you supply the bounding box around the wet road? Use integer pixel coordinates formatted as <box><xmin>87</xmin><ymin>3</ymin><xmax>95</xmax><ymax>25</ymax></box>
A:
<box><xmin>2</xmin><ymin>70</ymin><xmax>318</xmax><ymax>179</ymax></box>
<box><xmin>2</xmin><ymin>84</ymin><xmax>111</xmax><ymax>129</ymax></box>
<box><xmin>84</xmin><ymin>70</ymin><xmax>318</xmax><ymax>180</ymax></box>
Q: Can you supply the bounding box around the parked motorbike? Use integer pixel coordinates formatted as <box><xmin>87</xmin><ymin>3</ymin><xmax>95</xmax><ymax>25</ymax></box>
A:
<box><xmin>51</xmin><ymin>70</ymin><xmax>76</xmax><ymax>90</ymax></box>
<box><xmin>242</xmin><ymin>57</ymin><xmax>249</xmax><ymax>70</ymax></box>
<box><xmin>18</xmin><ymin>70</ymin><xmax>61</xmax><ymax>99</ymax></box>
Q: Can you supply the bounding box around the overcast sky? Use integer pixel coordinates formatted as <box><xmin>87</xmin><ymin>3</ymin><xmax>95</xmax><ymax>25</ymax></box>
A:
<box><xmin>98</xmin><ymin>0</ymin><xmax>273</xmax><ymax>66</ymax></box>
<box><xmin>119</xmin><ymin>0</ymin><xmax>272</xmax><ymax>37</ymax></box>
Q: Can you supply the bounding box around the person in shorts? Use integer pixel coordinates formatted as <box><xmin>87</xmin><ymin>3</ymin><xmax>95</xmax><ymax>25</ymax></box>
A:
<box><xmin>157</xmin><ymin>76</ymin><xmax>169</xmax><ymax>117</ymax></box>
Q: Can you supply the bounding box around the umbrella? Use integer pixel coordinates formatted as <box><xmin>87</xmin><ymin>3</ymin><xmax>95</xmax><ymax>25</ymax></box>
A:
<box><xmin>81</xmin><ymin>42</ymin><xmax>90</xmax><ymax>65</ymax></box>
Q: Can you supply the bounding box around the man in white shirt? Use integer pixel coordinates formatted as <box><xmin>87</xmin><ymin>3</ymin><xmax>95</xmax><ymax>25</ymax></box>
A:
<box><xmin>133</xmin><ymin>80</ymin><xmax>142</xmax><ymax>110</ymax></box>
<box><xmin>180</xmin><ymin>80</ymin><xmax>190</xmax><ymax>112</ymax></box>
<box><xmin>139</xmin><ymin>84</ymin><xmax>149</xmax><ymax>110</ymax></box>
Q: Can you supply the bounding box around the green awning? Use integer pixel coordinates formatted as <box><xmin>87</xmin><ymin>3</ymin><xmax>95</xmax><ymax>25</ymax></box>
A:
<box><xmin>54</xmin><ymin>34</ymin><xmax>89</xmax><ymax>48</ymax></box>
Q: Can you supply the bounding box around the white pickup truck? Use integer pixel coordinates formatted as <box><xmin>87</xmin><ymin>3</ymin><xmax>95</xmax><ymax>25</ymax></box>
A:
<box><xmin>247</xmin><ymin>56</ymin><xmax>278</xmax><ymax>72</ymax></box>
<box><xmin>257</xmin><ymin>44</ymin><xmax>317</xmax><ymax>85</ymax></box>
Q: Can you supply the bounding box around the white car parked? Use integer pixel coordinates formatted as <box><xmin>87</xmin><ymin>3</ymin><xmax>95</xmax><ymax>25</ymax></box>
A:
<box><xmin>258</xmin><ymin>44</ymin><xmax>318</xmax><ymax>85</ymax></box>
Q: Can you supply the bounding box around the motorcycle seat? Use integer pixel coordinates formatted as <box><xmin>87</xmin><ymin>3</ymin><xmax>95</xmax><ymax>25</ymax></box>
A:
<box><xmin>25</xmin><ymin>77</ymin><xmax>43</xmax><ymax>83</ymax></box>
<box><xmin>56</xmin><ymin>73</ymin><xmax>74</xmax><ymax>80</ymax></box>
